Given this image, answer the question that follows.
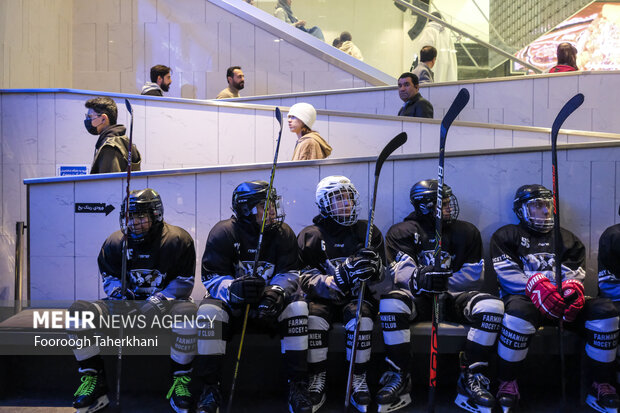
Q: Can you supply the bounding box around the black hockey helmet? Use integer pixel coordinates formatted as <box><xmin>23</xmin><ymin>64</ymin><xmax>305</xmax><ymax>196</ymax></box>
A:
<box><xmin>409</xmin><ymin>179</ymin><xmax>459</xmax><ymax>222</ymax></box>
<box><xmin>513</xmin><ymin>184</ymin><xmax>554</xmax><ymax>233</ymax></box>
<box><xmin>232</xmin><ymin>180</ymin><xmax>284</xmax><ymax>230</ymax></box>
<box><xmin>120</xmin><ymin>188</ymin><xmax>164</xmax><ymax>241</ymax></box>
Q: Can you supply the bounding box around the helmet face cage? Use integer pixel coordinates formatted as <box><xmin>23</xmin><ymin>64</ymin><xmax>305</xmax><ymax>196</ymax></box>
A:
<box><xmin>517</xmin><ymin>197</ymin><xmax>554</xmax><ymax>233</ymax></box>
<box><xmin>411</xmin><ymin>181</ymin><xmax>459</xmax><ymax>223</ymax></box>
<box><xmin>318</xmin><ymin>185</ymin><xmax>360</xmax><ymax>226</ymax></box>
<box><xmin>255</xmin><ymin>194</ymin><xmax>285</xmax><ymax>230</ymax></box>
<box><xmin>513</xmin><ymin>185</ymin><xmax>554</xmax><ymax>233</ymax></box>
<box><xmin>120</xmin><ymin>190</ymin><xmax>164</xmax><ymax>240</ymax></box>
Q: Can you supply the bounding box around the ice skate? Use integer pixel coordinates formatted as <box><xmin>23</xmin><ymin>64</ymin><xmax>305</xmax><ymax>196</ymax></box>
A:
<box><xmin>73</xmin><ymin>368</ymin><xmax>109</xmax><ymax>413</ymax></box>
<box><xmin>587</xmin><ymin>382</ymin><xmax>620</xmax><ymax>413</ymax></box>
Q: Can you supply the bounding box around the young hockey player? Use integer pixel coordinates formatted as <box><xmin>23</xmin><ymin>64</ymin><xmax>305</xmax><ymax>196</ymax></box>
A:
<box><xmin>67</xmin><ymin>188</ymin><xmax>198</xmax><ymax>413</ymax></box>
<box><xmin>377</xmin><ymin>179</ymin><xmax>504</xmax><ymax>413</ymax></box>
<box><xmin>492</xmin><ymin>184</ymin><xmax>620</xmax><ymax>413</ymax></box>
<box><xmin>598</xmin><ymin>203</ymin><xmax>620</xmax><ymax>406</ymax></box>
<box><xmin>297</xmin><ymin>175</ymin><xmax>385</xmax><ymax>412</ymax></box>
<box><xmin>195</xmin><ymin>180</ymin><xmax>312</xmax><ymax>413</ymax></box>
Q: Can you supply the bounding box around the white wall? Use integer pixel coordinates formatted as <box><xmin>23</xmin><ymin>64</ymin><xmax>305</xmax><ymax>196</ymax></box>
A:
<box><xmin>71</xmin><ymin>0</ymin><xmax>374</xmax><ymax>99</ymax></box>
<box><xmin>232</xmin><ymin>71</ymin><xmax>620</xmax><ymax>134</ymax></box>
<box><xmin>26</xmin><ymin>143</ymin><xmax>620</xmax><ymax>302</ymax></box>
<box><xmin>0</xmin><ymin>0</ymin><xmax>73</xmax><ymax>89</ymax></box>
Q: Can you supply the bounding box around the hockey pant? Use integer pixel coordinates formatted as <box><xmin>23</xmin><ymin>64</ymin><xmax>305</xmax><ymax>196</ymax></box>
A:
<box><xmin>379</xmin><ymin>289</ymin><xmax>504</xmax><ymax>371</ymax></box>
<box><xmin>498</xmin><ymin>294</ymin><xmax>619</xmax><ymax>383</ymax></box>
<box><xmin>66</xmin><ymin>299</ymin><xmax>198</xmax><ymax>374</ymax></box>
<box><xmin>194</xmin><ymin>296</ymin><xmax>308</xmax><ymax>383</ymax></box>
<box><xmin>307</xmin><ymin>298</ymin><xmax>377</xmax><ymax>375</ymax></box>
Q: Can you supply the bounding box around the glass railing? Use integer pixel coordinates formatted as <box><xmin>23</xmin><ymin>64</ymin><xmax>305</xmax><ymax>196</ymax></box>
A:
<box><xmin>251</xmin><ymin>0</ymin><xmax>606</xmax><ymax>81</ymax></box>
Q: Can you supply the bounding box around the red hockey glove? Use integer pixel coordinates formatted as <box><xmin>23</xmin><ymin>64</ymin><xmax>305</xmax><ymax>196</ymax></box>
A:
<box><xmin>561</xmin><ymin>279</ymin><xmax>585</xmax><ymax>322</ymax></box>
<box><xmin>525</xmin><ymin>273</ymin><xmax>565</xmax><ymax>320</ymax></box>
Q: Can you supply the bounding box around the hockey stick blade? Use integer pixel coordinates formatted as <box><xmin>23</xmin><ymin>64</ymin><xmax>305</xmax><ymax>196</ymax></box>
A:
<box><xmin>275</xmin><ymin>107</ymin><xmax>282</xmax><ymax>130</ymax></box>
<box><xmin>373</xmin><ymin>132</ymin><xmax>408</xmax><ymax>178</ymax></box>
<box><xmin>551</xmin><ymin>93</ymin><xmax>584</xmax><ymax>145</ymax></box>
<box><xmin>124</xmin><ymin>98</ymin><xmax>133</xmax><ymax>115</ymax></box>
<box><xmin>440</xmin><ymin>88</ymin><xmax>469</xmax><ymax>144</ymax></box>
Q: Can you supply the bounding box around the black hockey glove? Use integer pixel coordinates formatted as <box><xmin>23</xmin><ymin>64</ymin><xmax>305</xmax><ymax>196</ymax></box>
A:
<box><xmin>109</xmin><ymin>287</ymin><xmax>136</xmax><ymax>300</ymax></box>
<box><xmin>228</xmin><ymin>276</ymin><xmax>266</xmax><ymax>309</ymax></box>
<box><xmin>334</xmin><ymin>248</ymin><xmax>382</xmax><ymax>294</ymax></box>
<box><xmin>139</xmin><ymin>292</ymin><xmax>168</xmax><ymax>322</ymax></box>
<box><xmin>256</xmin><ymin>285</ymin><xmax>286</xmax><ymax>319</ymax></box>
<box><xmin>409</xmin><ymin>265</ymin><xmax>450</xmax><ymax>294</ymax></box>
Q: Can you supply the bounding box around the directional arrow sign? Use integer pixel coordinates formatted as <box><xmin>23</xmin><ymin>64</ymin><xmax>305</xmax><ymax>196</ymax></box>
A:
<box><xmin>75</xmin><ymin>203</ymin><xmax>115</xmax><ymax>216</ymax></box>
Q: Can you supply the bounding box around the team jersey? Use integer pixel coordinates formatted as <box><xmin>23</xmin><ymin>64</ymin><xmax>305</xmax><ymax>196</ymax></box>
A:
<box><xmin>98</xmin><ymin>222</ymin><xmax>196</xmax><ymax>300</ymax></box>
<box><xmin>491</xmin><ymin>223</ymin><xmax>585</xmax><ymax>297</ymax></box>
<box><xmin>385</xmin><ymin>212</ymin><xmax>484</xmax><ymax>294</ymax></box>
<box><xmin>201</xmin><ymin>216</ymin><xmax>300</xmax><ymax>302</ymax></box>
<box><xmin>297</xmin><ymin>215</ymin><xmax>387</xmax><ymax>303</ymax></box>
<box><xmin>598</xmin><ymin>223</ymin><xmax>620</xmax><ymax>301</ymax></box>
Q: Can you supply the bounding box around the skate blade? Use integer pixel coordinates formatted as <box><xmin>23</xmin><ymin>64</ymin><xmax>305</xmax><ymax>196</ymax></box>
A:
<box><xmin>350</xmin><ymin>397</ymin><xmax>369</xmax><ymax>412</ymax></box>
<box><xmin>586</xmin><ymin>394</ymin><xmax>619</xmax><ymax>413</ymax></box>
<box><xmin>170</xmin><ymin>397</ymin><xmax>190</xmax><ymax>413</ymax></box>
<box><xmin>75</xmin><ymin>394</ymin><xmax>109</xmax><ymax>413</ymax></box>
<box><xmin>454</xmin><ymin>393</ymin><xmax>492</xmax><ymax>413</ymax></box>
<box><xmin>377</xmin><ymin>394</ymin><xmax>412</xmax><ymax>413</ymax></box>
<box><xmin>501</xmin><ymin>407</ymin><xmax>514</xmax><ymax>413</ymax></box>
<box><xmin>312</xmin><ymin>393</ymin><xmax>327</xmax><ymax>412</ymax></box>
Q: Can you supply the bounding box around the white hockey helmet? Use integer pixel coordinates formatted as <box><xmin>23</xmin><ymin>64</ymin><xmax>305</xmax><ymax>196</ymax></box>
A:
<box><xmin>315</xmin><ymin>175</ymin><xmax>360</xmax><ymax>226</ymax></box>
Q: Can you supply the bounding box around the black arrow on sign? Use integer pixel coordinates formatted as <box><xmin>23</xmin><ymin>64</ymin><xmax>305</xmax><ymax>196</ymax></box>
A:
<box><xmin>75</xmin><ymin>203</ymin><xmax>116</xmax><ymax>216</ymax></box>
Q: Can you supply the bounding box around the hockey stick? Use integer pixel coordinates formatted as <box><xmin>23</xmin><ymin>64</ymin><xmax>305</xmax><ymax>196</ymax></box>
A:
<box><xmin>115</xmin><ymin>98</ymin><xmax>135</xmax><ymax>407</ymax></box>
<box><xmin>428</xmin><ymin>88</ymin><xmax>470</xmax><ymax>413</ymax></box>
<box><xmin>227</xmin><ymin>107</ymin><xmax>284</xmax><ymax>413</ymax></box>
<box><xmin>344</xmin><ymin>132</ymin><xmax>408</xmax><ymax>411</ymax></box>
<box><xmin>551</xmin><ymin>93</ymin><xmax>584</xmax><ymax>408</ymax></box>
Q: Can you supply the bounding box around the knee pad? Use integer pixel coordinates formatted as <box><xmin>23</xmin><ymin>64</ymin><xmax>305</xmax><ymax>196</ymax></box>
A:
<box><xmin>67</xmin><ymin>300</ymin><xmax>108</xmax><ymax>331</ymax></box>
<box><xmin>585</xmin><ymin>316</ymin><xmax>620</xmax><ymax>363</ymax></box>
<box><xmin>170</xmin><ymin>301</ymin><xmax>198</xmax><ymax>365</ymax></box>
<box><xmin>345</xmin><ymin>317</ymin><xmax>373</xmax><ymax>364</ymax></box>
<box><xmin>308</xmin><ymin>315</ymin><xmax>329</xmax><ymax>363</ymax></box>
<box><xmin>197</xmin><ymin>300</ymin><xmax>229</xmax><ymax>356</ymax></box>
<box><xmin>497</xmin><ymin>313</ymin><xmax>536</xmax><ymax>363</ymax></box>
<box><xmin>466</xmin><ymin>294</ymin><xmax>504</xmax><ymax>347</ymax></box>
<box><xmin>379</xmin><ymin>290</ymin><xmax>413</xmax><ymax>346</ymax></box>
<box><xmin>280</xmin><ymin>300</ymin><xmax>308</xmax><ymax>353</ymax></box>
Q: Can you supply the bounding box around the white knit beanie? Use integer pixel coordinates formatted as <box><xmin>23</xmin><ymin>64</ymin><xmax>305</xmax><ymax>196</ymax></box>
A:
<box><xmin>288</xmin><ymin>102</ymin><xmax>316</xmax><ymax>129</ymax></box>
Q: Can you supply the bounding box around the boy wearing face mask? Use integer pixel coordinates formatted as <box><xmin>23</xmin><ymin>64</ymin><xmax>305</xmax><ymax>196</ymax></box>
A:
<box><xmin>84</xmin><ymin>97</ymin><xmax>142</xmax><ymax>174</ymax></box>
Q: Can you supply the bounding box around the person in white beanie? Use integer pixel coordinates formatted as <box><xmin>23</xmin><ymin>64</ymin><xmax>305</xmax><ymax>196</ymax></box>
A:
<box><xmin>288</xmin><ymin>103</ymin><xmax>332</xmax><ymax>161</ymax></box>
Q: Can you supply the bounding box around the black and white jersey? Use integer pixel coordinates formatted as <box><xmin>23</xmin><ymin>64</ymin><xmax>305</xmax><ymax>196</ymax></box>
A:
<box><xmin>98</xmin><ymin>222</ymin><xmax>196</xmax><ymax>300</ymax></box>
<box><xmin>490</xmin><ymin>223</ymin><xmax>585</xmax><ymax>298</ymax></box>
<box><xmin>201</xmin><ymin>216</ymin><xmax>300</xmax><ymax>302</ymax></box>
<box><xmin>297</xmin><ymin>215</ymin><xmax>386</xmax><ymax>302</ymax></box>
<box><xmin>598</xmin><ymin>223</ymin><xmax>620</xmax><ymax>301</ymax></box>
<box><xmin>385</xmin><ymin>212</ymin><xmax>484</xmax><ymax>294</ymax></box>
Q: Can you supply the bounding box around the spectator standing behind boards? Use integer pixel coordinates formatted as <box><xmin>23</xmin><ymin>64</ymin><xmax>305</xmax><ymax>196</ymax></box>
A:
<box><xmin>275</xmin><ymin>0</ymin><xmax>325</xmax><ymax>41</ymax></box>
<box><xmin>412</xmin><ymin>45</ymin><xmax>436</xmax><ymax>84</ymax></box>
<box><xmin>84</xmin><ymin>97</ymin><xmax>141</xmax><ymax>174</ymax></box>
<box><xmin>216</xmin><ymin>66</ymin><xmax>245</xmax><ymax>99</ymax></box>
<box><xmin>397</xmin><ymin>73</ymin><xmax>433</xmax><ymax>118</ymax></box>
<box><xmin>332</xmin><ymin>38</ymin><xmax>343</xmax><ymax>49</ymax></box>
<box><xmin>411</xmin><ymin>12</ymin><xmax>457</xmax><ymax>82</ymax></box>
<box><xmin>549</xmin><ymin>42</ymin><xmax>579</xmax><ymax>73</ymax></box>
<box><xmin>141</xmin><ymin>65</ymin><xmax>172</xmax><ymax>96</ymax></box>
<box><xmin>288</xmin><ymin>103</ymin><xmax>332</xmax><ymax>161</ymax></box>
<box><xmin>338</xmin><ymin>31</ymin><xmax>364</xmax><ymax>61</ymax></box>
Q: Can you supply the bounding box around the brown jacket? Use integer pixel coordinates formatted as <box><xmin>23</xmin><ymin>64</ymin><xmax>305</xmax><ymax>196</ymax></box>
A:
<box><xmin>292</xmin><ymin>131</ymin><xmax>332</xmax><ymax>161</ymax></box>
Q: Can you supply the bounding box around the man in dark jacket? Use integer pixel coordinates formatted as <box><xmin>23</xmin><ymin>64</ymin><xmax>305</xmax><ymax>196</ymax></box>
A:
<box><xmin>84</xmin><ymin>97</ymin><xmax>141</xmax><ymax>174</ymax></box>
<box><xmin>397</xmin><ymin>72</ymin><xmax>433</xmax><ymax>118</ymax></box>
<box><xmin>141</xmin><ymin>65</ymin><xmax>172</xmax><ymax>96</ymax></box>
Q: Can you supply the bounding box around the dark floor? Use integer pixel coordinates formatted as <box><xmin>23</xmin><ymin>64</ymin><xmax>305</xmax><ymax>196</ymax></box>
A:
<box><xmin>0</xmin><ymin>351</ymin><xmax>601</xmax><ymax>412</ymax></box>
